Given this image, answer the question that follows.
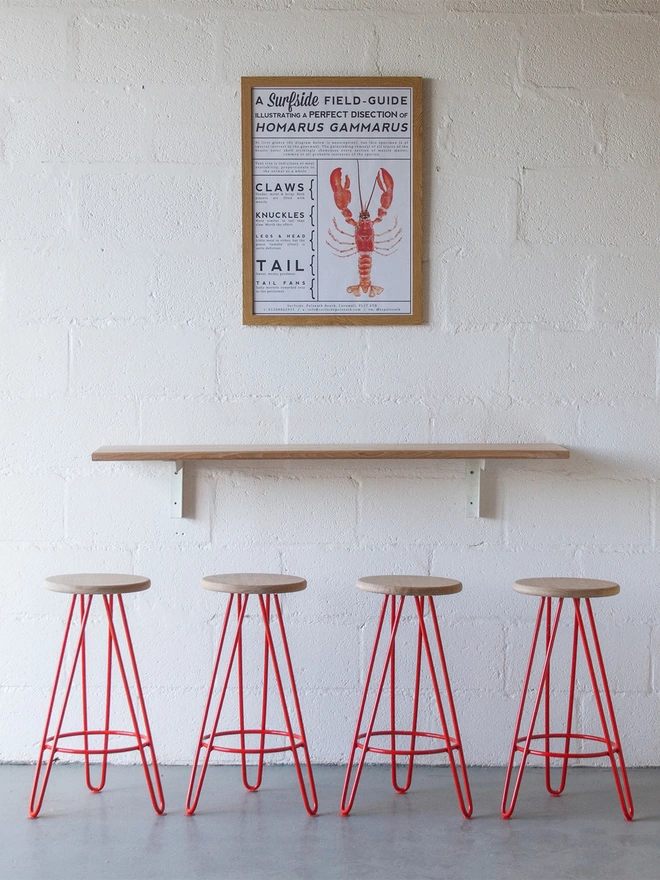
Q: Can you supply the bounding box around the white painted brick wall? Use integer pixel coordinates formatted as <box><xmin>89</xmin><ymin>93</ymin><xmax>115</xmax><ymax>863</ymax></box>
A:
<box><xmin>521</xmin><ymin>170</ymin><xmax>660</xmax><ymax>247</ymax></box>
<box><xmin>605</xmin><ymin>97</ymin><xmax>660</xmax><ymax>168</ymax></box>
<box><xmin>2</xmin><ymin>244</ymin><xmax>151</xmax><ymax>322</ymax></box>
<box><xmin>6</xmin><ymin>92</ymin><xmax>149</xmax><ymax>164</ymax></box>
<box><xmin>376</xmin><ymin>15</ymin><xmax>518</xmax><ymax>85</ymax></box>
<box><xmin>434</xmin><ymin>173</ymin><xmax>518</xmax><ymax>249</ymax></box>
<box><xmin>444</xmin><ymin>89</ymin><xmax>599</xmax><ymax>170</ymax></box>
<box><xmin>0</xmin><ymin>168</ymin><xmax>73</xmax><ymax>240</ymax></box>
<box><xmin>0</xmin><ymin>325</ymin><xmax>68</xmax><ymax>397</ymax></box>
<box><xmin>74</xmin><ymin>11</ymin><xmax>217</xmax><ymax>85</ymax></box>
<box><xmin>446</xmin><ymin>247</ymin><xmax>590</xmax><ymax>326</ymax></box>
<box><xmin>365</xmin><ymin>328</ymin><xmax>510</xmax><ymax>400</ymax></box>
<box><xmin>510</xmin><ymin>329</ymin><xmax>656</xmax><ymax>402</ymax></box>
<box><xmin>71</xmin><ymin>325</ymin><xmax>217</xmax><ymax>396</ymax></box>
<box><xmin>522</xmin><ymin>15</ymin><xmax>660</xmax><ymax>89</ymax></box>
<box><xmin>0</xmin><ymin>11</ymin><xmax>67</xmax><ymax>82</ymax></box>
<box><xmin>0</xmin><ymin>0</ymin><xmax>659</xmax><ymax>769</ymax></box>
<box><xmin>80</xmin><ymin>172</ymin><xmax>227</xmax><ymax>242</ymax></box>
<box><xmin>593</xmin><ymin>252</ymin><xmax>660</xmax><ymax>325</ymax></box>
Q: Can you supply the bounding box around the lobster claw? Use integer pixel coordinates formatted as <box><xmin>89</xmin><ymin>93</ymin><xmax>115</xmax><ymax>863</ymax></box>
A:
<box><xmin>330</xmin><ymin>167</ymin><xmax>352</xmax><ymax>212</ymax></box>
<box><xmin>376</xmin><ymin>168</ymin><xmax>394</xmax><ymax>212</ymax></box>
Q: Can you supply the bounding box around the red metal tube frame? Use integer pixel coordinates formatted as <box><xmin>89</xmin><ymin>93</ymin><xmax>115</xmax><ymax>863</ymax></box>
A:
<box><xmin>29</xmin><ymin>594</ymin><xmax>165</xmax><ymax>818</ymax></box>
<box><xmin>340</xmin><ymin>594</ymin><xmax>472</xmax><ymax>818</ymax></box>
<box><xmin>186</xmin><ymin>593</ymin><xmax>317</xmax><ymax>816</ymax></box>
<box><xmin>501</xmin><ymin>596</ymin><xmax>633</xmax><ymax>821</ymax></box>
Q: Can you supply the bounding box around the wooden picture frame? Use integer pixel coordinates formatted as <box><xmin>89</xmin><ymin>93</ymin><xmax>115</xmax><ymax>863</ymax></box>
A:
<box><xmin>242</xmin><ymin>76</ymin><xmax>423</xmax><ymax>326</ymax></box>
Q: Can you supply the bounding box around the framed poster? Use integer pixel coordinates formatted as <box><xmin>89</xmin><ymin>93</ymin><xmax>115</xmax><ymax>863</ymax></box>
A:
<box><xmin>242</xmin><ymin>76</ymin><xmax>422</xmax><ymax>325</ymax></box>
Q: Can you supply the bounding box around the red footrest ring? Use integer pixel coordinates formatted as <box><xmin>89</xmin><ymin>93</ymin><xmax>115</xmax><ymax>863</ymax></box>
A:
<box><xmin>44</xmin><ymin>729</ymin><xmax>151</xmax><ymax>756</ymax></box>
<box><xmin>202</xmin><ymin>728</ymin><xmax>305</xmax><ymax>755</ymax></box>
<box><xmin>356</xmin><ymin>729</ymin><xmax>460</xmax><ymax>757</ymax></box>
<box><xmin>514</xmin><ymin>732</ymin><xmax>618</xmax><ymax>760</ymax></box>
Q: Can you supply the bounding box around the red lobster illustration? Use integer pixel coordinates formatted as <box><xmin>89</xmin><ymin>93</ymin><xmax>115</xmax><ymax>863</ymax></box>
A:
<box><xmin>327</xmin><ymin>162</ymin><xmax>402</xmax><ymax>297</ymax></box>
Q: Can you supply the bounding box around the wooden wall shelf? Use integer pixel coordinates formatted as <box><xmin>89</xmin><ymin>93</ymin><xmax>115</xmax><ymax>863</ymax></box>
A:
<box><xmin>92</xmin><ymin>444</ymin><xmax>569</xmax><ymax>462</ymax></box>
<box><xmin>92</xmin><ymin>444</ymin><xmax>569</xmax><ymax>519</ymax></box>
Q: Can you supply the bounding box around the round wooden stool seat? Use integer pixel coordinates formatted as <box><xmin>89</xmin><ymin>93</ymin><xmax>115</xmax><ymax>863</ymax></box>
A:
<box><xmin>44</xmin><ymin>574</ymin><xmax>151</xmax><ymax>595</ymax></box>
<box><xmin>357</xmin><ymin>575</ymin><xmax>462</xmax><ymax>596</ymax></box>
<box><xmin>201</xmin><ymin>573</ymin><xmax>307</xmax><ymax>595</ymax></box>
<box><xmin>514</xmin><ymin>577</ymin><xmax>619</xmax><ymax>599</ymax></box>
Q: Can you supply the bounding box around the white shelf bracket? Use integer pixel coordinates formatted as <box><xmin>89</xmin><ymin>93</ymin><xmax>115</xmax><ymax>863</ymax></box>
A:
<box><xmin>170</xmin><ymin>460</ymin><xmax>184</xmax><ymax>518</ymax></box>
<box><xmin>465</xmin><ymin>459</ymin><xmax>485</xmax><ymax>518</ymax></box>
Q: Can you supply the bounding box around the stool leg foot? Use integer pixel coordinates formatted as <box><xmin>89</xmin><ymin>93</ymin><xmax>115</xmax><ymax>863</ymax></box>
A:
<box><xmin>545</xmin><ymin>600</ymin><xmax>578</xmax><ymax>797</ymax></box>
<box><xmin>418</xmin><ymin>597</ymin><xmax>473</xmax><ymax>819</ymax></box>
<box><xmin>238</xmin><ymin>596</ymin><xmax>268</xmax><ymax>793</ymax></box>
<box><xmin>106</xmin><ymin>596</ymin><xmax>165</xmax><ymax>815</ymax></box>
<box><xmin>502</xmin><ymin>598</ymin><xmax>564</xmax><ymax>820</ymax></box>
<box><xmin>259</xmin><ymin>595</ymin><xmax>318</xmax><ymax>816</ymax></box>
<box><xmin>29</xmin><ymin>595</ymin><xmax>94</xmax><ymax>818</ymax></box>
<box><xmin>576</xmin><ymin>600</ymin><xmax>634</xmax><ymax>821</ymax></box>
<box><xmin>82</xmin><ymin>600</ymin><xmax>112</xmax><ymax>794</ymax></box>
<box><xmin>186</xmin><ymin>594</ymin><xmax>246</xmax><ymax>815</ymax></box>
<box><xmin>340</xmin><ymin>596</ymin><xmax>405</xmax><ymax>816</ymax></box>
<box><xmin>391</xmin><ymin>605</ymin><xmax>422</xmax><ymax>795</ymax></box>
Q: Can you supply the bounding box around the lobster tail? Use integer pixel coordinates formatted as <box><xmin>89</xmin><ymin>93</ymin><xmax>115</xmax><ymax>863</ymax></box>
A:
<box><xmin>346</xmin><ymin>254</ymin><xmax>383</xmax><ymax>298</ymax></box>
<box><xmin>358</xmin><ymin>254</ymin><xmax>372</xmax><ymax>290</ymax></box>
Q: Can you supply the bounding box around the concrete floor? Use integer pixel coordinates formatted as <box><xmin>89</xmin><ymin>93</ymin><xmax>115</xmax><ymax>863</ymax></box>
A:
<box><xmin>0</xmin><ymin>764</ymin><xmax>658</xmax><ymax>880</ymax></box>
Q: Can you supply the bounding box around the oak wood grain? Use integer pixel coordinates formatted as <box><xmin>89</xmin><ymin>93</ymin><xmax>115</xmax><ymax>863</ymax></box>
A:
<box><xmin>202</xmin><ymin>573</ymin><xmax>307</xmax><ymax>595</ymax></box>
<box><xmin>92</xmin><ymin>444</ymin><xmax>570</xmax><ymax>462</ymax></box>
<box><xmin>357</xmin><ymin>575</ymin><xmax>462</xmax><ymax>596</ymax></box>
<box><xmin>514</xmin><ymin>577</ymin><xmax>619</xmax><ymax>599</ymax></box>
<box><xmin>44</xmin><ymin>573</ymin><xmax>151</xmax><ymax>595</ymax></box>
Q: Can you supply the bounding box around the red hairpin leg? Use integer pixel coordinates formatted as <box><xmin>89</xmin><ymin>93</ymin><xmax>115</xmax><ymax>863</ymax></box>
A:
<box><xmin>341</xmin><ymin>595</ymin><xmax>471</xmax><ymax>817</ymax></box>
<box><xmin>81</xmin><ymin>595</ymin><xmax>112</xmax><ymax>794</ymax></box>
<box><xmin>341</xmin><ymin>595</ymin><xmax>404</xmax><ymax>816</ymax></box>
<box><xmin>186</xmin><ymin>593</ymin><xmax>316</xmax><ymax>816</ymax></box>
<box><xmin>502</xmin><ymin>597</ymin><xmax>564</xmax><ymax>819</ymax></box>
<box><xmin>502</xmin><ymin>597</ymin><xmax>632</xmax><ymax>821</ymax></box>
<box><xmin>259</xmin><ymin>594</ymin><xmax>318</xmax><ymax>816</ymax></box>
<box><xmin>575</xmin><ymin>599</ymin><xmax>633</xmax><ymax>820</ymax></box>
<box><xmin>417</xmin><ymin>596</ymin><xmax>473</xmax><ymax>818</ymax></box>
<box><xmin>30</xmin><ymin>595</ymin><xmax>93</xmax><ymax>818</ymax></box>
<box><xmin>237</xmin><ymin>596</ymin><xmax>269</xmax><ymax>793</ymax></box>
<box><xmin>545</xmin><ymin>598</ymin><xmax>578</xmax><ymax>797</ymax></box>
<box><xmin>30</xmin><ymin>594</ymin><xmax>164</xmax><ymax>818</ymax></box>
<box><xmin>186</xmin><ymin>593</ymin><xmax>245</xmax><ymax>815</ymax></box>
<box><xmin>106</xmin><ymin>595</ymin><xmax>165</xmax><ymax>815</ymax></box>
<box><xmin>390</xmin><ymin>598</ymin><xmax>422</xmax><ymax>795</ymax></box>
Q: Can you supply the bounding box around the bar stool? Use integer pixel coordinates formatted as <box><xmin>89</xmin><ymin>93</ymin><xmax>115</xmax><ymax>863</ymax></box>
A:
<box><xmin>29</xmin><ymin>574</ymin><xmax>165</xmax><ymax>818</ymax></box>
<box><xmin>341</xmin><ymin>576</ymin><xmax>472</xmax><ymax>817</ymax></box>
<box><xmin>185</xmin><ymin>573</ymin><xmax>317</xmax><ymax>816</ymax></box>
<box><xmin>502</xmin><ymin>578</ymin><xmax>633</xmax><ymax>821</ymax></box>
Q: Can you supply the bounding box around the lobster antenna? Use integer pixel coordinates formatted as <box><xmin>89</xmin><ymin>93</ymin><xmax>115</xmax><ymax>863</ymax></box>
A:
<box><xmin>365</xmin><ymin>172</ymin><xmax>380</xmax><ymax>213</ymax></box>
<box><xmin>356</xmin><ymin>160</ymin><xmax>365</xmax><ymax>212</ymax></box>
